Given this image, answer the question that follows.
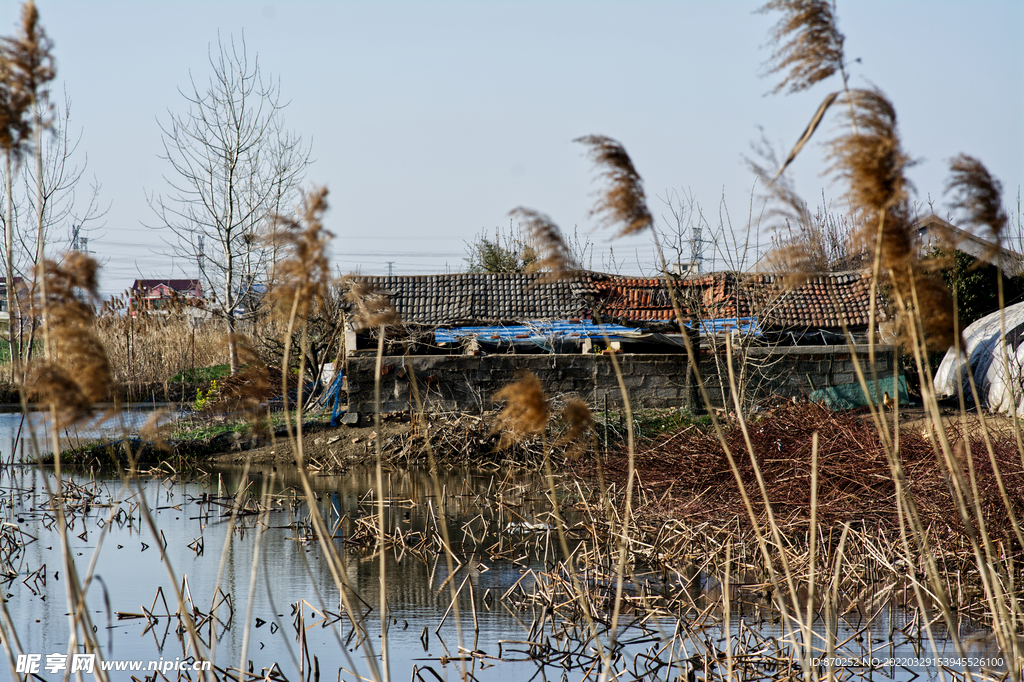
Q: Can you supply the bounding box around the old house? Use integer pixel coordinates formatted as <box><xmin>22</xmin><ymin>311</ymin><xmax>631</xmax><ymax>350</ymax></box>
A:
<box><xmin>339</xmin><ymin>270</ymin><xmax>900</xmax><ymax>419</ymax></box>
<box><xmin>130</xmin><ymin>279</ymin><xmax>205</xmax><ymax>315</ymax></box>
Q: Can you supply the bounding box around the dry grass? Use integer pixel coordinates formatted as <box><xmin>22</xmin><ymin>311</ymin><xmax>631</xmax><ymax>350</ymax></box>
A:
<box><xmin>592</xmin><ymin>402</ymin><xmax>1024</xmax><ymax>538</ymax></box>
<box><xmin>94</xmin><ymin>304</ymin><xmax>227</xmax><ymax>388</ymax></box>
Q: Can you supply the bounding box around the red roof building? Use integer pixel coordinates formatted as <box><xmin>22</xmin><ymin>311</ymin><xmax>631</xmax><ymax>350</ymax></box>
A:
<box><xmin>130</xmin><ymin>279</ymin><xmax>204</xmax><ymax>312</ymax></box>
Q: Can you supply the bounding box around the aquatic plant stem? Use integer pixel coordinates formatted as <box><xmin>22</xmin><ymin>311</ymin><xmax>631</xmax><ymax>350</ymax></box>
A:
<box><xmin>373</xmin><ymin>323</ymin><xmax>390</xmax><ymax>682</ymax></box>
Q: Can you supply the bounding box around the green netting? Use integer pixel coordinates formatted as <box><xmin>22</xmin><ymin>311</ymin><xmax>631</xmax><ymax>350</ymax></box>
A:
<box><xmin>810</xmin><ymin>375</ymin><xmax>908</xmax><ymax>411</ymax></box>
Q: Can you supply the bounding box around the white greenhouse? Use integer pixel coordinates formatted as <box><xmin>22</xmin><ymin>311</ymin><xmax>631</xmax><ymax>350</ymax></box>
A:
<box><xmin>934</xmin><ymin>301</ymin><xmax>1024</xmax><ymax>415</ymax></box>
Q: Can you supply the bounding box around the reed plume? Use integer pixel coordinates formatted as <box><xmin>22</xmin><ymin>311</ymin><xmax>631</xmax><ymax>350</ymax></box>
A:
<box><xmin>3</xmin><ymin>2</ymin><xmax>54</xmax><ymax>99</ymax></box>
<box><xmin>829</xmin><ymin>89</ymin><xmax>913</xmax><ymax>222</ymax></box>
<box><xmin>266</xmin><ymin>186</ymin><xmax>333</xmax><ymax>321</ymax></box>
<box><xmin>556</xmin><ymin>398</ymin><xmax>595</xmax><ymax>460</ymax></box>
<box><xmin>903</xmin><ymin>271</ymin><xmax>956</xmax><ymax>351</ymax></box>
<box><xmin>26</xmin><ymin>252</ymin><xmax>112</xmax><ymax>426</ymax></box>
<box><xmin>759</xmin><ymin>0</ymin><xmax>845</xmax><ymax>95</ymax></box>
<box><xmin>341</xmin><ymin>276</ymin><xmax>400</xmax><ymax>332</ymax></box>
<box><xmin>0</xmin><ymin>57</ymin><xmax>30</xmax><ymax>155</ymax></box>
<box><xmin>945</xmin><ymin>154</ymin><xmax>1009</xmax><ymax>245</ymax></box>
<box><xmin>575</xmin><ymin>135</ymin><xmax>653</xmax><ymax>237</ymax></box>
<box><xmin>749</xmin><ymin>143</ymin><xmax>822</xmax><ymax>285</ymax></box>
<box><xmin>213</xmin><ymin>334</ymin><xmax>271</xmax><ymax>420</ymax></box>
<box><xmin>510</xmin><ymin>207</ymin><xmax>578</xmax><ymax>283</ymax></box>
<box><xmin>491</xmin><ymin>371</ymin><xmax>550</xmax><ymax>449</ymax></box>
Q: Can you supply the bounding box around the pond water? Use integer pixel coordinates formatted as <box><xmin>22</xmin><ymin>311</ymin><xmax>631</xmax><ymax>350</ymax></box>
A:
<box><xmin>0</xmin><ymin>413</ymin><xmax>1006</xmax><ymax>681</ymax></box>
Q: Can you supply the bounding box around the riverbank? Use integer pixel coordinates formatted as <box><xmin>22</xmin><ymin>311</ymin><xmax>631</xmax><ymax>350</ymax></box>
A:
<box><xmin>50</xmin><ymin>400</ymin><xmax>1023</xmax><ymax>541</ymax></box>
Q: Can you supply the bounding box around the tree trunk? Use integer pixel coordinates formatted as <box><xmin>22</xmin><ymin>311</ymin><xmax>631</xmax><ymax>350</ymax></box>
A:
<box><xmin>226</xmin><ymin>312</ymin><xmax>239</xmax><ymax>375</ymax></box>
<box><xmin>34</xmin><ymin>102</ymin><xmax>50</xmax><ymax>360</ymax></box>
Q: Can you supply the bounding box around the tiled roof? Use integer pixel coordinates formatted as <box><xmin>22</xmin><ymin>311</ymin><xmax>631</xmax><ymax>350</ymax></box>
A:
<box><xmin>741</xmin><ymin>272</ymin><xmax>879</xmax><ymax>328</ymax></box>
<box><xmin>351</xmin><ymin>273</ymin><xmax>587</xmax><ymax>326</ymax></box>
<box><xmin>583</xmin><ymin>276</ymin><xmax>672</xmax><ymax>321</ymax></box>
<box><xmin>585</xmin><ymin>271</ymin><xmax>880</xmax><ymax>329</ymax></box>
<box><xmin>349</xmin><ymin>271</ymin><xmax>880</xmax><ymax>330</ymax></box>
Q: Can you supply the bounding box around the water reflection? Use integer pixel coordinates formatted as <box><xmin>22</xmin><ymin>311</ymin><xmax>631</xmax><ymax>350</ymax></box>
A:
<box><xmin>0</xmin><ymin>409</ymin><xmax>172</xmax><ymax>463</ymax></box>
<box><xmin>0</xmin><ymin>446</ymin><xmax>993</xmax><ymax>681</ymax></box>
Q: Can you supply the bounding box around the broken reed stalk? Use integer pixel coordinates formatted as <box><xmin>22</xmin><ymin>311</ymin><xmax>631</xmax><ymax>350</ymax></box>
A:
<box><xmin>399</xmin><ymin>338</ymin><xmax>471</xmax><ymax>678</ymax></box>
<box><xmin>899</xmin><ymin>280</ymin><xmax>1020</xmax><ymax>665</ymax></box>
<box><xmin>267</xmin><ymin>190</ymin><xmax>385</xmax><ymax>682</ymax></box>
<box><xmin>373</xmin><ymin>322</ymin><xmax>390</xmax><ymax>682</ymax></box>
<box><xmin>758</xmin><ymin>0</ymin><xmax>1024</xmax><ymax>670</ymax></box>
<box><xmin>238</xmin><ymin>473</ymin><xmax>273</xmax><ymax>674</ymax></box>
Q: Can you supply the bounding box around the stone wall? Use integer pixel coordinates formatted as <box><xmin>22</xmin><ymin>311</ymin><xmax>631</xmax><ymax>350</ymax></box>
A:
<box><xmin>344</xmin><ymin>345</ymin><xmax>898</xmax><ymax>420</ymax></box>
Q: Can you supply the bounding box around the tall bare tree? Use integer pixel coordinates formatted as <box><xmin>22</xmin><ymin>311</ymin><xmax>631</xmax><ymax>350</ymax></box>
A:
<box><xmin>151</xmin><ymin>35</ymin><xmax>310</xmax><ymax>374</ymax></box>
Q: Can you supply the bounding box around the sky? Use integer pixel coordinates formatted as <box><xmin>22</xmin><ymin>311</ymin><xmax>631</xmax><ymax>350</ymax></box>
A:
<box><xmin>1</xmin><ymin>0</ymin><xmax>1021</xmax><ymax>298</ymax></box>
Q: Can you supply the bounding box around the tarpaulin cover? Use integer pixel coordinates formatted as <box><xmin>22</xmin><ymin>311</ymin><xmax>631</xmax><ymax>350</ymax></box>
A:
<box><xmin>810</xmin><ymin>375</ymin><xmax>909</xmax><ymax>411</ymax></box>
<box><xmin>434</xmin><ymin>320</ymin><xmax>645</xmax><ymax>345</ymax></box>
<box><xmin>934</xmin><ymin>301</ymin><xmax>1024</xmax><ymax>415</ymax></box>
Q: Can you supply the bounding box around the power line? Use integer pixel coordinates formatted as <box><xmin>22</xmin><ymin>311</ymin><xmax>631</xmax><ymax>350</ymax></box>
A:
<box><xmin>338</xmin><ymin>251</ymin><xmax>462</xmax><ymax>257</ymax></box>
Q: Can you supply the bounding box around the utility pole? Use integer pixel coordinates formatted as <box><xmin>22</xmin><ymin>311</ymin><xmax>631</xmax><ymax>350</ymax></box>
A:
<box><xmin>386</xmin><ymin>261</ymin><xmax>395</xmax><ymax>277</ymax></box>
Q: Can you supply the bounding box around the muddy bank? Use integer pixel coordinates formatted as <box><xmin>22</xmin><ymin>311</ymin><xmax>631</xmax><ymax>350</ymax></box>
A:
<box><xmin>58</xmin><ymin>408</ymin><xmax>579</xmax><ymax>471</ymax></box>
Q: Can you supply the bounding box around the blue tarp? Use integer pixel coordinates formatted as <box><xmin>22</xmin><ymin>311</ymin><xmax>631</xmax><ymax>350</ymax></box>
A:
<box><xmin>688</xmin><ymin>317</ymin><xmax>761</xmax><ymax>336</ymax></box>
<box><xmin>434</xmin><ymin>317</ymin><xmax>761</xmax><ymax>347</ymax></box>
<box><xmin>434</xmin><ymin>320</ymin><xmax>643</xmax><ymax>345</ymax></box>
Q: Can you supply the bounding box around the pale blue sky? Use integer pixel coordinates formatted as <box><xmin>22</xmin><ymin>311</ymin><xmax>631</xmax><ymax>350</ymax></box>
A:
<box><xmin>3</xmin><ymin>1</ymin><xmax>1021</xmax><ymax>296</ymax></box>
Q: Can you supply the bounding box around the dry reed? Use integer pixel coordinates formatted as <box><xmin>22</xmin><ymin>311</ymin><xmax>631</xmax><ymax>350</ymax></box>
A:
<box><xmin>341</xmin><ymin>276</ymin><xmax>400</xmax><ymax>332</ymax></box>
<box><xmin>2</xmin><ymin>1</ymin><xmax>54</xmax><ymax>104</ymax></box>
<box><xmin>510</xmin><ymin>207</ymin><xmax>579</xmax><ymax>283</ymax></box>
<box><xmin>556</xmin><ymin>398</ymin><xmax>595</xmax><ymax>460</ymax></box>
<box><xmin>575</xmin><ymin>135</ymin><xmax>653</xmax><ymax>238</ymax></box>
<box><xmin>265</xmin><ymin>185</ymin><xmax>332</xmax><ymax>322</ymax></box>
<box><xmin>491</xmin><ymin>371</ymin><xmax>551</xmax><ymax>450</ymax></box>
<box><xmin>946</xmin><ymin>153</ymin><xmax>1010</xmax><ymax>245</ymax></box>
<box><xmin>759</xmin><ymin>0</ymin><xmax>846</xmax><ymax>95</ymax></box>
<box><xmin>26</xmin><ymin>252</ymin><xmax>111</xmax><ymax>426</ymax></box>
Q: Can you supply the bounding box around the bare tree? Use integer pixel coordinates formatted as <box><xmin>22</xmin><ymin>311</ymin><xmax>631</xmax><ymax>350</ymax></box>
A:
<box><xmin>150</xmin><ymin>34</ymin><xmax>310</xmax><ymax>374</ymax></box>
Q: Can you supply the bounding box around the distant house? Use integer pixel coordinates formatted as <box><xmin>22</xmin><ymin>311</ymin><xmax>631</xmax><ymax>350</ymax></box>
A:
<box><xmin>916</xmin><ymin>214</ymin><xmax>1024</xmax><ymax>276</ymax></box>
<box><xmin>131</xmin><ymin>279</ymin><xmax>204</xmax><ymax>314</ymax></box>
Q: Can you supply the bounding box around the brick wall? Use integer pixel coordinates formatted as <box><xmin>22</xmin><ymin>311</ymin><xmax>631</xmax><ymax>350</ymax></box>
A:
<box><xmin>344</xmin><ymin>346</ymin><xmax>898</xmax><ymax>420</ymax></box>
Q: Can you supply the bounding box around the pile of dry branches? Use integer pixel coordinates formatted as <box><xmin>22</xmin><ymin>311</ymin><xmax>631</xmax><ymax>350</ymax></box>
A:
<box><xmin>591</xmin><ymin>402</ymin><xmax>1024</xmax><ymax>541</ymax></box>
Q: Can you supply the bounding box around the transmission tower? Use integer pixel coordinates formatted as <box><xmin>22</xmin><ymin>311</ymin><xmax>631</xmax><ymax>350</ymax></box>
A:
<box><xmin>689</xmin><ymin>221</ymin><xmax>705</xmax><ymax>274</ymax></box>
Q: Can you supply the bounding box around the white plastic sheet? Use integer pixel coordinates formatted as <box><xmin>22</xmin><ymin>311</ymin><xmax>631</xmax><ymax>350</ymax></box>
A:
<box><xmin>934</xmin><ymin>301</ymin><xmax>1024</xmax><ymax>414</ymax></box>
